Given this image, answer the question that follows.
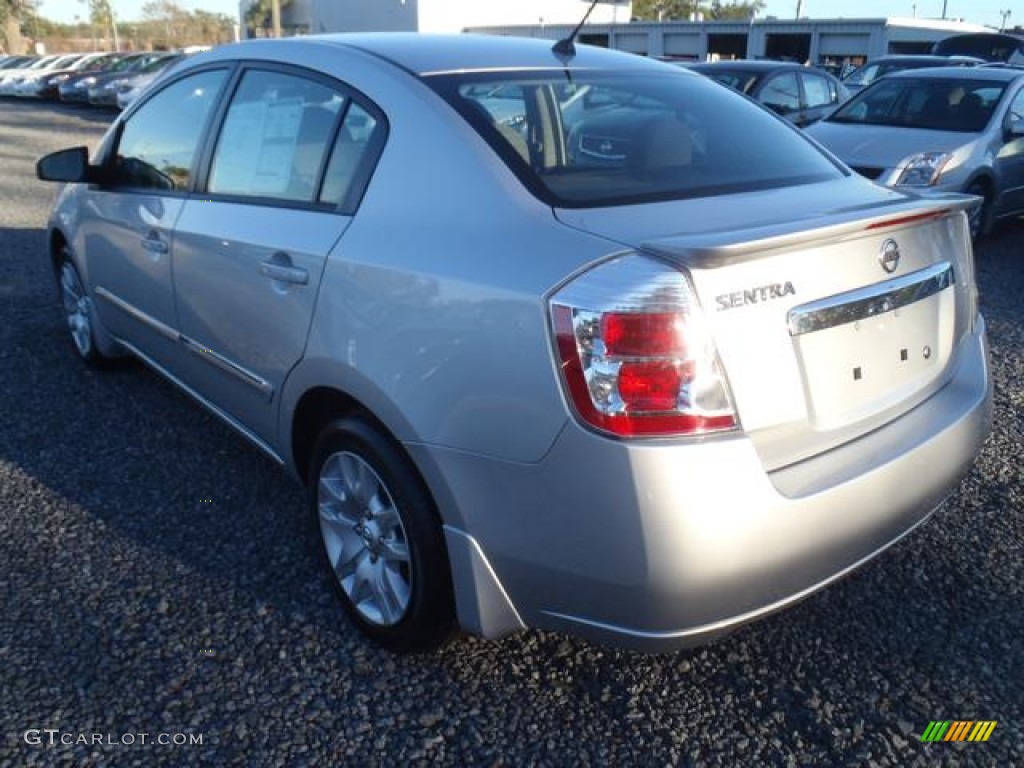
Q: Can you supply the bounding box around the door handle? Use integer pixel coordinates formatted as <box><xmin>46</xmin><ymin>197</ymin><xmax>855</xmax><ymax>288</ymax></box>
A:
<box><xmin>141</xmin><ymin>235</ymin><xmax>168</xmax><ymax>254</ymax></box>
<box><xmin>260</xmin><ymin>260</ymin><xmax>308</xmax><ymax>285</ymax></box>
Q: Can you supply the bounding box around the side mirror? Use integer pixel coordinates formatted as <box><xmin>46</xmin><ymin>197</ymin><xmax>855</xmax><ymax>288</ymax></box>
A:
<box><xmin>1006</xmin><ymin>116</ymin><xmax>1024</xmax><ymax>140</ymax></box>
<box><xmin>36</xmin><ymin>147</ymin><xmax>96</xmax><ymax>183</ymax></box>
<box><xmin>765</xmin><ymin>102</ymin><xmax>794</xmax><ymax>116</ymax></box>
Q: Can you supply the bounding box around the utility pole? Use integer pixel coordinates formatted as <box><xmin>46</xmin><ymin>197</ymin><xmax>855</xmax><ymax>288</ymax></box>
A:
<box><xmin>1000</xmin><ymin>9</ymin><xmax>1011</xmax><ymax>32</ymax></box>
<box><xmin>795</xmin><ymin>0</ymin><xmax>803</xmax><ymax>19</ymax></box>
<box><xmin>941</xmin><ymin>0</ymin><xmax>948</xmax><ymax>19</ymax></box>
<box><xmin>271</xmin><ymin>0</ymin><xmax>282</xmax><ymax>38</ymax></box>
<box><xmin>110</xmin><ymin>6</ymin><xmax>120</xmax><ymax>52</ymax></box>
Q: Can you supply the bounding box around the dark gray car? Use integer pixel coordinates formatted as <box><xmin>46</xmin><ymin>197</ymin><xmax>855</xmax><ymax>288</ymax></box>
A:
<box><xmin>687</xmin><ymin>60</ymin><xmax>849</xmax><ymax>127</ymax></box>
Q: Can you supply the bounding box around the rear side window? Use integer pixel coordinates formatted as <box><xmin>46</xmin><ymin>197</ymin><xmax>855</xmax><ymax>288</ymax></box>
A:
<box><xmin>209</xmin><ymin>70</ymin><xmax>345</xmax><ymax>203</ymax></box>
<box><xmin>113</xmin><ymin>69</ymin><xmax>227</xmax><ymax>191</ymax></box>
<box><xmin>319</xmin><ymin>103</ymin><xmax>382</xmax><ymax>208</ymax></box>
<box><xmin>429</xmin><ymin>70</ymin><xmax>842</xmax><ymax>208</ymax></box>
<box><xmin>207</xmin><ymin>69</ymin><xmax>384</xmax><ymax>210</ymax></box>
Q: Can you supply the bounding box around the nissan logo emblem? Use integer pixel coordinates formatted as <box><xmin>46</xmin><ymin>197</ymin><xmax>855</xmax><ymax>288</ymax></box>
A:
<box><xmin>879</xmin><ymin>239</ymin><xmax>901</xmax><ymax>274</ymax></box>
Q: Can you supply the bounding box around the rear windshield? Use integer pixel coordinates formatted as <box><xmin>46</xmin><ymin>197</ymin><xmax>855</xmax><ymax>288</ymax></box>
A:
<box><xmin>829</xmin><ymin>77</ymin><xmax>1005</xmax><ymax>133</ymax></box>
<box><xmin>426</xmin><ymin>70</ymin><xmax>842</xmax><ymax>208</ymax></box>
<box><xmin>698</xmin><ymin>69</ymin><xmax>759</xmax><ymax>93</ymax></box>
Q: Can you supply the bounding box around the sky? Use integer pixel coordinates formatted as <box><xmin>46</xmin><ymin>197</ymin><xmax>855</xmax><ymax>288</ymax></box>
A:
<box><xmin>36</xmin><ymin>0</ymin><xmax>242</xmax><ymax>25</ymax></box>
<box><xmin>33</xmin><ymin>0</ymin><xmax>1015</xmax><ymax>32</ymax></box>
<box><xmin>759</xmin><ymin>1</ymin><xmax>1014</xmax><ymax>30</ymax></box>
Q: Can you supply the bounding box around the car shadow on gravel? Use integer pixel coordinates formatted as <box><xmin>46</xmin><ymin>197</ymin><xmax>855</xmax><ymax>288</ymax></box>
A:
<box><xmin>0</xmin><ymin>98</ymin><xmax>118</xmax><ymax>127</ymax></box>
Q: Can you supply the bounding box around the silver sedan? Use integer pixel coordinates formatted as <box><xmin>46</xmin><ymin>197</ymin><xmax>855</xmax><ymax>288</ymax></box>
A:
<box><xmin>36</xmin><ymin>35</ymin><xmax>991</xmax><ymax>653</ymax></box>
<box><xmin>807</xmin><ymin>66</ymin><xmax>1024</xmax><ymax>239</ymax></box>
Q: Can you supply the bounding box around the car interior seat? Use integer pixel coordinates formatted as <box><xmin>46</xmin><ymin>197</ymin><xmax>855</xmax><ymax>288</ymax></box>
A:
<box><xmin>956</xmin><ymin>92</ymin><xmax>989</xmax><ymax>131</ymax></box>
<box><xmin>628</xmin><ymin>114</ymin><xmax>693</xmax><ymax>176</ymax></box>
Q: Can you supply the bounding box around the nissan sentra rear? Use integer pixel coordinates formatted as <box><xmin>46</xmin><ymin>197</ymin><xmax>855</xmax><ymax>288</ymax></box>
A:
<box><xmin>416</xmin><ymin>48</ymin><xmax>990</xmax><ymax>650</ymax></box>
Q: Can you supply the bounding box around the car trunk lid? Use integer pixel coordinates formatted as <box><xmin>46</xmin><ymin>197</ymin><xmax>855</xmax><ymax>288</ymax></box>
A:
<box><xmin>555</xmin><ymin>184</ymin><xmax>978</xmax><ymax>471</ymax></box>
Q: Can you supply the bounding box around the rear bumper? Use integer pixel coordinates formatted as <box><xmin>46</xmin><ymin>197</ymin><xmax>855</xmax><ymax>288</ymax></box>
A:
<box><xmin>417</xmin><ymin>318</ymin><xmax>990</xmax><ymax>652</ymax></box>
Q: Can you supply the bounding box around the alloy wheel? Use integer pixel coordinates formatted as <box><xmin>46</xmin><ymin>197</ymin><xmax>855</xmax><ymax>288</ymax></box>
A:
<box><xmin>317</xmin><ymin>450</ymin><xmax>412</xmax><ymax>626</ymax></box>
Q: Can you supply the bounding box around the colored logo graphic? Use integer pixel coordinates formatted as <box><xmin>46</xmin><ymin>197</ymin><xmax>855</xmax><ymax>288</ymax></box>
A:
<box><xmin>921</xmin><ymin>721</ymin><xmax>997</xmax><ymax>742</ymax></box>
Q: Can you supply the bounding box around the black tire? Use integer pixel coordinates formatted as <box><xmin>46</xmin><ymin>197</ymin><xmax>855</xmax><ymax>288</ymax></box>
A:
<box><xmin>308</xmin><ymin>416</ymin><xmax>455</xmax><ymax>652</ymax></box>
<box><xmin>965</xmin><ymin>181</ymin><xmax>992</xmax><ymax>241</ymax></box>
<box><xmin>57</xmin><ymin>250</ymin><xmax>110</xmax><ymax>368</ymax></box>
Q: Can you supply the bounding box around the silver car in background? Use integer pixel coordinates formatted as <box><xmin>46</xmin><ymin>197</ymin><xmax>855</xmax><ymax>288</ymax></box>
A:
<box><xmin>807</xmin><ymin>66</ymin><xmax>1024</xmax><ymax>238</ymax></box>
<box><xmin>114</xmin><ymin>53</ymin><xmax>185</xmax><ymax>110</ymax></box>
<box><xmin>840</xmin><ymin>54</ymin><xmax>984</xmax><ymax>94</ymax></box>
<box><xmin>37</xmin><ymin>35</ymin><xmax>991</xmax><ymax>653</ymax></box>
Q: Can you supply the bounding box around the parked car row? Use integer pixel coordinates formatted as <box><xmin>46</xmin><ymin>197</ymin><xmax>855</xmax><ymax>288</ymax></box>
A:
<box><xmin>0</xmin><ymin>50</ymin><xmax>187</xmax><ymax>110</ymax></box>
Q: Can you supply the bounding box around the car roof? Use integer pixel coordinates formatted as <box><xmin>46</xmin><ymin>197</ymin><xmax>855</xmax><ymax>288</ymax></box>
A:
<box><xmin>867</xmin><ymin>54</ymin><xmax>968</xmax><ymax>62</ymax></box>
<box><xmin>211</xmin><ymin>33</ymin><xmax>675</xmax><ymax>77</ymax></box>
<box><xmin>885</xmin><ymin>65</ymin><xmax>1024</xmax><ymax>82</ymax></box>
<box><xmin>689</xmin><ymin>60</ymin><xmax>806</xmax><ymax>72</ymax></box>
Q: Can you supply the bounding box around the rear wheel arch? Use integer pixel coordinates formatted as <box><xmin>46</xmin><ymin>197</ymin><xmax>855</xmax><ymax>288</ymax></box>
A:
<box><xmin>297</xmin><ymin>390</ymin><xmax>457</xmax><ymax>651</ymax></box>
<box><xmin>291</xmin><ymin>386</ymin><xmax>420</xmax><ymax>491</ymax></box>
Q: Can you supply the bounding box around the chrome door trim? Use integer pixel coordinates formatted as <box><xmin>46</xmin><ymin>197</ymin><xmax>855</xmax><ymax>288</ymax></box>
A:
<box><xmin>114</xmin><ymin>337</ymin><xmax>285</xmax><ymax>466</ymax></box>
<box><xmin>96</xmin><ymin>285</ymin><xmax>275</xmax><ymax>401</ymax></box>
<box><xmin>787</xmin><ymin>262</ymin><xmax>955</xmax><ymax>337</ymax></box>
<box><xmin>95</xmin><ymin>285</ymin><xmax>178</xmax><ymax>342</ymax></box>
<box><xmin>181</xmin><ymin>335</ymin><xmax>274</xmax><ymax>401</ymax></box>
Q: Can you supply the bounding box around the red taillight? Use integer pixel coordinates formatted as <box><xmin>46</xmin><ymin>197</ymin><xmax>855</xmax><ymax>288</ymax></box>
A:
<box><xmin>602</xmin><ymin>312</ymin><xmax>685</xmax><ymax>357</ymax></box>
<box><xmin>550</xmin><ymin>255</ymin><xmax>737</xmax><ymax>438</ymax></box>
<box><xmin>618</xmin><ymin>361</ymin><xmax>682</xmax><ymax>411</ymax></box>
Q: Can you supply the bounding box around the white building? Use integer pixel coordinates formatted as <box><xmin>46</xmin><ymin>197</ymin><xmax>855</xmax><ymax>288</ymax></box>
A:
<box><xmin>470</xmin><ymin>16</ymin><xmax>992</xmax><ymax>67</ymax></box>
<box><xmin>241</xmin><ymin>0</ymin><xmax>631</xmax><ymax>37</ymax></box>
<box><xmin>312</xmin><ymin>0</ymin><xmax>630</xmax><ymax>34</ymax></box>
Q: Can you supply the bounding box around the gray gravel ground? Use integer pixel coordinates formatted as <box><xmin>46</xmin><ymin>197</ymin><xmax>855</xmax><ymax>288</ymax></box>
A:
<box><xmin>0</xmin><ymin>101</ymin><xmax>1021</xmax><ymax>767</ymax></box>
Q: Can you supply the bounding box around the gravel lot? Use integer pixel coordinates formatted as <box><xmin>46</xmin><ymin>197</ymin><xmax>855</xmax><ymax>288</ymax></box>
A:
<box><xmin>0</xmin><ymin>100</ymin><xmax>1021</xmax><ymax>767</ymax></box>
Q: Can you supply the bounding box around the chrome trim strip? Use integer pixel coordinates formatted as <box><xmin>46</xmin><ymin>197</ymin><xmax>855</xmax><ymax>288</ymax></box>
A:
<box><xmin>96</xmin><ymin>286</ymin><xmax>275</xmax><ymax>401</ymax></box>
<box><xmin>181</xmin><ymin>335</ymin><xmax>274</xmax><ymax>401</ymax></box>
<box><xmin>94</xmin><ymin>286</ymin><xmax>178</xmax><ymax>342</ymax></box>
<box><xmin>787</xmin><ymin>262</ymin><xmax>955</xmax><ymax>337</ymax></box>
<box><xmin>113</xmin><ymin>337</ymin><xmax>285</xmax><ymax>466</ymax></box>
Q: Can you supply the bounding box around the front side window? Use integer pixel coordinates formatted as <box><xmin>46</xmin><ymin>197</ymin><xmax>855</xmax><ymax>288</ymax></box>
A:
<box><xmin>801</xmin><ymin>73</ymin><xmax>834</xmax><ymax>108</ymax></box>
<box><xmin>759</xmin><ymin>73</ymin><xmax>801</xmax><ymax>115</ymax></box>
<box><xmin>430</xmin><ymin>70</ymin><xmax>842</xmax><ymax>208</ymax></box>
<box><xmin>844</xmin><ymin>62</ymin><xmax>879</xmax><ymax>88</ymax></box>
<box><xmin>112</xmin><ymin>69</ymin><xmax>227</xmax><ymax>191</ymax></box>
<box><xmin>1008</xmin><ymin>85</ymin><xmax>1024</xmax><ymax>123</ymax></box>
